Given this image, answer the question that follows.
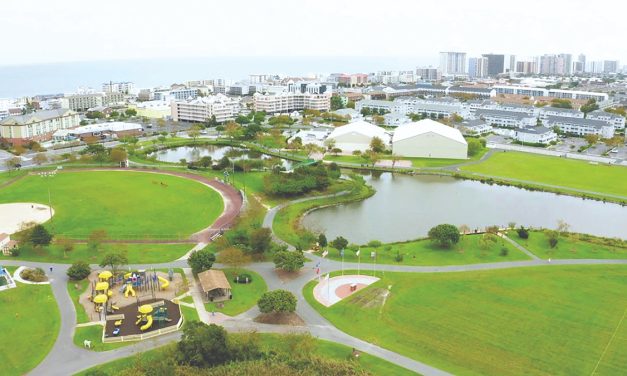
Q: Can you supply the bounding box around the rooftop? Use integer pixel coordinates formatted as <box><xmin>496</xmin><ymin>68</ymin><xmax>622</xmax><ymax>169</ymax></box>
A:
<box><xmin>0</xmin><ymin>109</ymin><xmax>75</xmax><ymax>125</ymax></box>
<box><xmin>393</xmin><ymin>119</ymin><xmax>467</xmax><ymax>144</ymax></box>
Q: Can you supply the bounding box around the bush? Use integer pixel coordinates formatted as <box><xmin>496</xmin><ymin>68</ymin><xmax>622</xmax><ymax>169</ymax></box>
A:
<box><xmin>30</xmin><ymin>224</ymin><xmax>52</xmax><ymax>246</ymax></box>
<box><xmin>67</xmin><ymin>261</ymin><xmax>91</xmax><ymax>281</ymax></box>
<box><xmin>20</xmin><ymin>267</ymin><xmax>47</xmax><ymax>282</ymax></box>
<box><xmin>10</xmin><ymin>247</ymin><xmax>20</xmax><ymax>257</ymax></box>
<box><xmin>234</xmin><ymin>273</ymin><xmax>253</xmax><ymax>284</ymax></box>
<box><xmin>500</xmin><ymin>247</ymin><xmax>509</xmax><ymax>256</ymax></box>
<box><xmin>188</xmin><ymin>249</ymin><xmax>216</xmax><ymax>275</ymax></box>
<box><xmin>394</xmin><ymin>251</ymin><xmax>404</xmax><ymax>262</ymax></box>
<box><xmin>273</xmin><ymin>251</ymin><xmax>305</xmax><ymax>272</ymax></box>
<box><xmin>257</xmin><ymin>290</ymin><xmax>297</xmax><ymax>314</ymax></box>
<box><xmin>517</xmin><ymin>226</ymin><xmax>529</xmax><ymax>239</ymax></box>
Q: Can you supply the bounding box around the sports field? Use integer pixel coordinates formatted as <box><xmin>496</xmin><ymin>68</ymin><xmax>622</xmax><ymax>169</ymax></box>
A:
<box><xmin>305</xmin><ymin>266</ymin><xmax>627</xmax><ymax>375</ymax></box>
<box><xmin>461</xmin><ymin>151</ymin><xmax>627</xmax><ymax>198</ymax></box>
<box><xmin>0</xmin><ymin>171</ymin><xmax>223</xmax><ymax>239</ymax></box>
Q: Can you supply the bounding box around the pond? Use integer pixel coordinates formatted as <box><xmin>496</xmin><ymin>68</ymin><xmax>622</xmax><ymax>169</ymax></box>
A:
<box><xmin>302</xmin><ymin>172</ymin><xmax>627</xmax><ymax>244</ymax></box>
<box><xmin>148</xmin><ymin>145</ymin><xmax>293</xmax><ymax>169</ymax></box>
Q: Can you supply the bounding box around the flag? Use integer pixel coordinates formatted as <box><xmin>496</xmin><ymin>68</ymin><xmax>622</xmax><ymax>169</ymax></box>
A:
<box><xmin>355</xmin><ymin>249</ymin><xmax>360</xmax><ymax>257</ymax></box>
<box><xmin>325</xmin><ymin>273</ymin><xmax>330</xmax><ymax>281</ymax></box>
<box><xmin>322</xmin><ymin>250</ymin><xmax>328</xmax><ymax>258</ymax></box>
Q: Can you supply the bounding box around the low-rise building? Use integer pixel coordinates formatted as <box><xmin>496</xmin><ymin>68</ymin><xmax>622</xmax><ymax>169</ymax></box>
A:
<box><xmin>53</xmin><ymin>121</ymin><xmax>143</xmax><ymax>141</ymax></box>
<box><xmin>62</xmin><ymin>92</ymin><xmax>125</xmax><ymax>111</ymax></box>
<box><xmin>171</xmin><ymin>95</ymin><xmax>240</xmax><ymax>123</ymax></box>
<box><xmin>289</xmin><ymin>128</ymin><xmax>332</xmax><ymax>148</ymax></box>
<box><xmin>544</xmin><ymin>116</ymin><xmax>615</xmax><ymax>139</ymax></box>
<box><xmin>460</xmin><ymin>119</ymin><xmax>492</xmax><ymax>135</ymax></box>
<box><xmin>475</xmin><ymin>109</ymin><xmax>536</xmax><ymax>128</ymax></box>
<box><xmin>0</xmin><ymin>109</ymin><xmax>80</xmax><ymax>145</ymax></box>
<box><xmin>513</xmin><ymin>127</ymin><xmax>557</xmax><ymax>144</ymax></box>
<box><xmin>539</xmin><ymin>107</ymin><xmax>585</xmax><ymax>120</ymax></box>
<box><xmin>384</xmin><ymin>112</ymin><xmax>411</xmax><ymax>126</ymax></box>
<box><xmin>333</xmin><ymin>108</ymin><xmax>362</xmax><ymax>121</ymax></box>
<box><xmin>586</xmin><ymin>110</ymin><xmax>625</xmax><ymax>129</ymax></box>
<box><xmin>324</xmin><ymin>120</ymin><xmax>391</xmax><ymax>153</ymax></box>
<box><xmin>392</xmin><ymin>119</ymin><xmax>468</xmax><ymax>159</ymax></box>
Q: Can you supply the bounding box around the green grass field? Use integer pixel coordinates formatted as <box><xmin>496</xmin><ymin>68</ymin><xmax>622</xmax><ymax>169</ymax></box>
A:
<box><xmin>509</xmin><ymin>230</ymin><xmax>627</xmax><ymax>259</ymax></box>
<box><xmin>304</xmin><ymin>266</ymin><xmax>627</xmax><ymax>375</ymax></box>
<box><xmin>67</xmin><ymin>278</ymin><xmax>90</xmax><ymax>323</ymax></box>
<box><xmin>323</xmin><ymin>148</ymin><xmax>486</xmax><ymax>168</ymax></box>
<box><xmin>73</xmin><ymin>325</ymin><xmax>133</xmax><ymax>352</ymax></box>
<box><xmin>461</xmin><ymin>151</ymin><xmax>627</xmax><ymax>198</ymax></box>
<box><xmin>205</xmin><ymin>268</ymin><xmax>267</xmax><ymax>316</ymax></box>
<box><xmin>319</xmin><ymin>234</ymin><xmax>530</xmax><ymax>266</ymax></box>
<box><xmin>0</xmin><ymin>171</ymin><xmax>223</xmax><ymax>239</ymax></box>
<box><xmin>75</xmin><ymin>333</ymin><xmax>415</xmax><ymax>376</ymax></box>
<box><xmin>1</xmin><ymin>242</ymin><xmax>193</xmax><ymax>264</ymax></box>
<box><xmin>1</xmin><ymin>281</ymin><xmax>61</xmax><ymax>376</ymax></box>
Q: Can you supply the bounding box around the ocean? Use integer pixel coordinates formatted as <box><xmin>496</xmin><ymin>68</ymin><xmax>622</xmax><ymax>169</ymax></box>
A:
<box><xmin>0</xmin><ymin>56</ymin><xmax>436</xmax><ymax>98</ymax></box>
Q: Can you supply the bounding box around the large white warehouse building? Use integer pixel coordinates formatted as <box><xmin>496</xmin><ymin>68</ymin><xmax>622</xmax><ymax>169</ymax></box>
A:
<box><xmin>392</xmin><ymin>119</ymin><xmax>468</xmax><ymax>159</ymax></box>
<box><xmin>324</xmin><ymin>121</ymin><xmax>391</xmax><ymax>153</ymax></box>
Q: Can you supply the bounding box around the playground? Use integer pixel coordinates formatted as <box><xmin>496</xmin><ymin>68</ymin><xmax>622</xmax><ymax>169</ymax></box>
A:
<box><xmin>313</xmin><ymin>275</ymin><xmax>379</xmax><ymax>307</ymax></box>
<box><xmin>78</xmin><ymin>269</ymin><xmax>183</xmax><ymax>325</ymax></box>
<box><xmin>0</xmin><ymin>203</ymin><xmax>53</xmax><ymax>234</ymax></box>
<box><xmin>103</xmin><ymin>298</ymin><xmax>181</xmax><ymax>340</ymax></box>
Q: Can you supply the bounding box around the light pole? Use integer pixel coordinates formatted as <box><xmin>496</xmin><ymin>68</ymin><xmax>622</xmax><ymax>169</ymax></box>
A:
<box><xmin>38</xmin><ymin>170</ymin><xmax>56</xmax><ymax>226</ymax></box>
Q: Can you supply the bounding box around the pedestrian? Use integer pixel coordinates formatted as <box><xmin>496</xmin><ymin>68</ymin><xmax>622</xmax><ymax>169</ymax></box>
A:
<box><xmin>49</xmin><ymin>266</ymin><xmax>53</xmax><ymax>273</ymax></box>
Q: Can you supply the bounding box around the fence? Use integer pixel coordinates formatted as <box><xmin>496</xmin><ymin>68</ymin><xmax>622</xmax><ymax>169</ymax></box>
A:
<box><xmin>102</xmin><ymin>311</ymin><xmax>183</xmax><ymax>344</ymax></box>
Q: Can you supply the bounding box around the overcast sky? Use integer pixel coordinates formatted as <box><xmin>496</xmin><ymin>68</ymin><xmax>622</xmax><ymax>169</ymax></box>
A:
<box><xmin>0</xmin><ymin>0</ymin><xmax>624</xmax><ymax>66</ymax></box>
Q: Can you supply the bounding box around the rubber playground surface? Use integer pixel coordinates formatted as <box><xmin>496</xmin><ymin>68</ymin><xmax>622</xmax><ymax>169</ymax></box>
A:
<box><xmin>104</xmin><ymin>298</ymin><xmax>181</xmax><ymax>338</ymax></box>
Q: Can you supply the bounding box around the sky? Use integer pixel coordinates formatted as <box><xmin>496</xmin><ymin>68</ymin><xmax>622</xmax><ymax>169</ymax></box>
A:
<box><xmin>0</xmin><ymin>0</ymin><xmax>624</xmax><ymax>66</ymax></box>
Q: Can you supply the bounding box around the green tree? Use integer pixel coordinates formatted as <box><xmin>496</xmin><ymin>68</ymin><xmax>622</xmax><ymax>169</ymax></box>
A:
<box><xmin>225</xmin><ymin>121</ymin><xmax>242</xmax><ymax>140</ymax></box>
<box><xmin>330</xmin><ymin>236</ymin><xmax>348</xmax><ymax>251</ymax></box>
<box><xmin>584</xmin><ymin>134</ymin><xmax>599</xmax><ymax>145</ymax></box>
<box><xmin>217</xmin><ymin>247</ymin><xmax>251</xmax><ymax>272</ymax></box>
<box><xmin>32</xmin><ymin>153</ymin><xmax>48</xmax><ymax>165</ymax></box>
<box><xmin>369</xmin><ymin>136</ymin><xmax>385</xmax><ymax>153</ymax></box>
<box><xmin>109</xmin><ymin>147</ymin><xmax>128</xmax><ymax>165</ymax></box>
<box><xmin>30</xmin><ymin>225</ymin><xmax>52</xmax><ymax>246</ymax></box>
<box><xmin>273</xmin><ymin>250</ymin><xmax>306</xmax><ymax>272</ymax></box>
<box><xmin>99</xmin><ymin>251</ymin><xmax>128</xmax><ymax>273</ymax></box>
<box><xmin>330</xmin><ymin>96</ymin><xmax>344</xmax><ymax>111</ymax></box>
<box><xmin>176</xmin><ymin>322</ymin><xmax>231</xmax><ymax>367</ymax></box>
<box><xmin>318</xmin><ymin>233</ymin><xmax>327</xmax><ymax>248</ymax></box>
<box><xmin>467</xmin><ymin>138</ymin><xmax>483</xmax><ymax>156</ymax></box>
<box><xmin>428</xmin><ymin>224</ymin><xmax>460</xmax><ymax>248</ymax></box>
<box><xmin>67</xmin><ymin>261</ymin><xmax>91</xmax><ymax>280</ymax></box>
<box><xmin>250</xmin><ymin>228</ymin><xmax>272</xmax><ymax>254</ymax></box>
<box><xmin>188</xmin><ymin>125</ymin><xmax>202</xmax><ymax>142</ymax></box>
<box><xmin>257</xmin><ymin>289</ymin><xmax>297</xmax><ymax>313</ymax></box>
<box><xmin>187</xmin><ymin>248</ymin><xmax>216</xmax><ymax>274</ymax></box>
<box><xmin>580</xmin><ymin>99</ymin><xmax>599</xmax><ymax>114</ymax></box>
<box><xmin>125</xmin><ymin>108</ymin><xmax>137</xmax><ymax>117</ymax></box>
<box><xmin>546</xmin><ymin>230</ymin><xmax>559</xmax><ymax>248</ymax></box>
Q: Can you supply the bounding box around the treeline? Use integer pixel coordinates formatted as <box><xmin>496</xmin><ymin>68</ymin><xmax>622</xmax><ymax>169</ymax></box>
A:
<box><xmin>263</xmin><ymin>163</ymin><xmax>340</xmax><ymax>196</ymax></box>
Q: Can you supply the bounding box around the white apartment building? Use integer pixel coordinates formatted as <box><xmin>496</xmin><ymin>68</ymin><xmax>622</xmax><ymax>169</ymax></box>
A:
<box><xmin>439</xmin><ymin>52</ymin><xmax>467</xmax><ymax>75</ymax></box>
<box><xmin>475</xmin><ymin>109</ymin><xmax>537</xmax><ymax>128</ymax></box>
<box><xmin>61</xmin><ymin>92</ymin><xmax>125</xmax><ymax>111</ymax></box>
<box><xmin>586</xmin><ymin>110</ymin><xmax>625</xmax><ymax>129</ymax></box>
<box><xmin>415</xmin><ymin>67</ymin><xmax>441</xmax><ymax>81</ymax></box>
<box><xmin>102</xmin><ymin>81</ymin><xmax>135</xmax><ymax>94</ymax></box>
<box><xmin>539</xmin><ymin>107</ymin><xmax>584</xmax><ymax>120</ymax></box>
<box><xmin>544</xmin><ymin>116</ymin><xmax>615</xmax><ymax>139</ymax></box>
<box><xmin>171</xmin><ymin>94</ymin><xmax>240</xmax><ymax>123</ymax></box>
<box><xmin>548</xmin><ymin>89</ymin><xmax>608</xmax><ymax>102</ymax></box>
<box><xmin>468</xmin><ymin>57</ymin><xmax>489</xmax><ymax>78</ymax></box>
<box><xmin>513</xmin><ymin>127</ymin><xmax>557</xmax><ymax>144</ymax></box>
<box><xmin>460</xmin><ymin>119</ymin><xmax>493</xmax><ymax>136</ymax></box>
<box><xmin>253</xmin><ymin>91</ymin><xmax>331</xmax><ymax>113</ymax></box>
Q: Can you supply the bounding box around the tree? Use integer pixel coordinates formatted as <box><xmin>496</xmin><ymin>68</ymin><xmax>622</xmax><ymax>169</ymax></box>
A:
<box><xmin>125</xmin><ymin>108</ymin><xmax>137</xmax><ymax>117</ymax></box>
<box><xmin>188</xmin><ymin>125</ymin><xmax>201</xmax><ymax>142</ymax></box>
<box><xmin>366</xmin><ymin>150</ymin><xmax>380</xmax><ymax>167</ymax></box>
<box><xmin>177</xmin><ymin>322</ymin><xmax>231</xmax><ymax>367</ymax></box>
<box><xmin>109</xmin><ymin>148</ymin><xmax>128</xmax><ymax>165</ymax></box>
<box><xmin>584</xmin><ymin>134</ymin><xmax>599</xmax><ymax>146</ymax></box>
<box><xmin>545</xmin><ymin>230</ymin><xmax>559</xmax><ymax>248</ymax></box>
<box><xmin>556</xmin><ymin>220</ymin><xmax>570</xmax><ymax>235</ymax></box>
<box><xmin>369</xmin><ymin>136</ymin><xmax>385</xmax><ymax>153</ymax></box>
<box><xmin>373</xmin><ymin>115</ymin><xmax>385</xmax><ymax>125</ymax></box>
<box><xmin>30</xmin><ymin>225</ymin><xmax>52</xmax><ymax>246</ymax></box>
<box><xmin>33</xmin><ymin>153</ymin><xmax>48</xmax><ymax>165</ymax></box>
<box><xmin>330</xmin><ymin>147</ymin><xmax>342</xmax><ymax>156</ymax></box>
<box><xmin>517</xmin><ymin>226</ymin><xmax>529</xmax><ymax>239</ymax></box>
<box><xmin>99</xmin><ymin>252</ymin><xmax>128</xmax><ymax>273</ymax></box>
<box><xmin>187</xmin><ymin>248</ymin><xmax>216</xmax><ymax>274</ymax></box>
<box><xmin>273</xmin><ymin>250</ymin><xmax>306</xmax><ymax>272</ymax></box>
<box><xmin>318</xmin><ymin>233</ymin><xmax>327</xmax><ymax>248</ymax></box>
<box><xmin>67</xmin><ymin>261</ymin><xmax>91</xmax><ymax>281</ymax></box>
<box><xmin>367</xmin><ymin>240</ymin><xmax>382</xmax><ymax>249</ymax></box>
<box><xmin>87</xmin><ymin>229</ymin><xmax>108</xmax><ymax>252</ymax></box>
<box><xmin>54</xmin><ymin>236</ymin><xmax>75</xmax><ymax>257</ymax></box>
<box><xmin>257</xmin><ymin>289</ymin><xmax>297</xmax><ymax>314</ymax></box>
<box><xmin>4</xmin><ymin>157</ymin><xmax>22</xmax><ymax>172</ymax></box>
<box><xmin>428</xmin><ymin>224</ymin><xmax>460</xmax><ymax>248</ymax></box>
<box><xmin>467</xmin><ymin>138</ymin><xmax>483</xmax><ymax>157</ymax></box>
<box><xmin>250</xmin><ymin>228</ymin><xmax>272</xmax><ymax>254</ymax></box>
<box><xmin>217</xmin><ymin>247</ymin><xmax>251</xmax><ymax>272</ymax></box>
<box><xmin>580</xmin><ymin>99</ymin><xmax>599</xmax><ymax>114</ymax></box>
<box><xmin>330</xmin><ymin>96</ymin><xmax>344</xmax><ymax>111</ymax></box>
<box><xmin>330</xmin><ymin>236</ymin><xmax>348</xmax><ymax>251</ymax></box>
<box><xmin>225</xmin><ymin>122</ymin><xmax>242</xmax><ymax>140</ymax></box>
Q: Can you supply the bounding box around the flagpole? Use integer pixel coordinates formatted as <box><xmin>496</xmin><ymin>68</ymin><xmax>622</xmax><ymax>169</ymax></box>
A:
<box><xmin>327</xmin><ymin>273</ymin><xmax>330</xmax><ymax>300</ymax></box>
<box><xmin>373</xmin><ymin>251</ymin><xmax>376</xmax><ymax>277</ymax></box>
<box><xmin>341</xmin><ymin>249</ymin><xmax>344</xmax><ymax>276</ymax></box>
<box><xmin>358</xmin><ymin>248</ymin><xmax>361</xmax><ymax>276</ymax></box>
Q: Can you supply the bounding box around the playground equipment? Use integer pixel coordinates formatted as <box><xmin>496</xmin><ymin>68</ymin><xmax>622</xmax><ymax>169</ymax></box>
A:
<box><xmin>93</xmin><ymin>294</ymin><xmax>108</xmax><ymax>312</ymax></box>
<box><xmin>95</xmin><ymin>281</ymin><xmax>113</xmax><ymax>297</ymax></box>
<box><xmin>98</xmin><ymin>270</ymin><xmax>112</xmax><ymax>282</ymax></box>
<box><xmin>136</xmin><ymin>304</ymin><xmax>154</xmax><ymax>331</ymax></box>
<box><xmin>158</xmin><ymin>276</ymin><xmax>169</xmax><ymax>290</ymax></box>
<box><xmin>124</xmin><ymin>282</ymin><xmax>136</xmax><ymax>297</ymax></box>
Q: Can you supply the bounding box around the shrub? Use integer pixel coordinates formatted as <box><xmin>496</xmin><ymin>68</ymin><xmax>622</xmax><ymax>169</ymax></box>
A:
<box><xmin>273</xmin><ymin>251</ymin><xmax>305</xmax><ymax>272</ymax></box>
<box><xmin>517</xmin><ymin>226</ymin><xmax>529</xmax><ymax>239</ymax></box>
<box><xmin>10</xmin><ymin>247</ymin><xmax>21</xmax><ymax>257</ymax></box>
<box><xmin>187</xmin><ymin>249</ymin><xmax>216</xmax><ymax>275</ymax></box>
<box><xmin>67</xmin><ymin>261</ymin><xmax>91</xmax><ymax>281</ymax></box>
<box><xmin>30</xmin><ymin>225</ymin><xmax>52</xmax><ymax>246</ymax></box>
<box><xmin>20</xmin><ymin>267</ymin><xmax>47</xmax><ymax>282</ymax></box>
<box><xmin>394</xmin><ymin>251</ymin><xmax>404</xmax><ymax>262</ymax></box>
<box><xmin>500</xmin><ymin>247</ymin><xmax>509</xmax><ymax>256</ymax></box>
<box><xmin>258</xmin><ymin>290</ymin><xmax>297</xmax><ymax>314</ymax></box>
<box><xmin>234</xmin><ymin>273</ymin><xmax>253</xmax><ymax>284</ymax></box>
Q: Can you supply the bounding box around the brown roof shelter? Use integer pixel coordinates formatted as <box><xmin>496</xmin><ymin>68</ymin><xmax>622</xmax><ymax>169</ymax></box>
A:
<box><xmin>197</xmin><ymin>270</ymin><xmax>232</xmax><ymax>302</ymax></box>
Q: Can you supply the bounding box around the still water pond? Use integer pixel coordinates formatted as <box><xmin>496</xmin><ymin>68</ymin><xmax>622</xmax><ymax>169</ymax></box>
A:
<box><xmin>302</xmin><ymin>172</ymin><xmax>627</xmax><ymax>243</ymax></box>
<box><xmin>149</xmin><ymin>145</ymin><xmax>292</xmax><ymax>168</ymax></box>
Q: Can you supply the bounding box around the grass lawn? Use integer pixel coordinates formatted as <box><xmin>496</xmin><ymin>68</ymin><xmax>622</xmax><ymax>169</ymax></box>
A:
<box><xmin>304</xmin><ymin>266</ymin><xmax>627</xmax><ymax>376</ymax></box>
<box><xmin>205</xmin><ymin>268</ymin><xmax>267</xmax><ymax>316</ymax></box>
<box><xmin>180</xmin><ymin>304</ymin><xmax>200</xmax><ymax>325</ymax></box>
<box><xmin>67</xmin><ymin>278</ymin><xmax>90</xmax><ymax>323</ymax></box>
<box><xmin>73</xmin><ymin>325</ymin><xmax>133</xmax><ymax>352</ymax></box>
<box><xmin>0</xmin><ymin>242</ymin><xmax>193</xmax><ymax>264</ymax></box>
<box><xmin>178</xmin><ymin>295</ymin><xmax>194</xmax><ymax>304</ymax></box>
<box><xmin>0</xmin><ymin>170</ymin><xmax>26</xmax><ymax>185</ymax></box>
<box><xmin>508</xmin><ymin>230</ymin><xmax>627</xmax><ymax>259</ymax></box>
<box><xmin>0</xmin><ymin>281</ymin><xmax>61</xmax><ymax>376</ymax></box>
<box><xmin>0</xmin><ymin>170</ymin><xmax>223</xmax><ymax>239</ymax></box>
<box><xmin>323</xmin><ymin>148</ymin><xmax>486</xmax><ymax>168</ymax></box>
<box><xmin>76</xmin><ymin>333</ymin><xmax>414</xmax><ymax>376</ymax></box>
<box><xmin>319</xmin><ymin>234</ymin><xmax>530</xmax><ymax>266</ymax></box>
<box><xmin>461</xmin><ymin>151</ymin><xmax>627</xmax><ymax>198</ymax></box>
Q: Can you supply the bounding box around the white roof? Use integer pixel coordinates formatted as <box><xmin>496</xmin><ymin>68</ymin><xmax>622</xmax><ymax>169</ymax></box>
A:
<box><xmin>327</xmin><ymin>121</ymin><xmax>390</xmax><ymax>141</ymax></box>
<box><xmin>54</xmin><ymin>122</ymin><xmax>142</xmax><ymax>137</ymax></box>
<box><xmin>392</xmin><ymin>119</ymin><xmax>467</xmax><ymax>145</ymax></box>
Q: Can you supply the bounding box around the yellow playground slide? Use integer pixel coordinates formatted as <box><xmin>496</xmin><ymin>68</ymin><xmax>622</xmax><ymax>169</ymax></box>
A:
<box><xmin>157</xmin><ymin>276</ymin><xmax>169</xmax><ymax>290</ymax></box>
<box><xmin>140</xmin><ymin>315</ymin><xmax>153</xmax><ymax>331</ymax></box>
<box><xmin>124</xmin><ymin>283</ymin><xmax>135</xmax><ymax>297</ymax></box>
